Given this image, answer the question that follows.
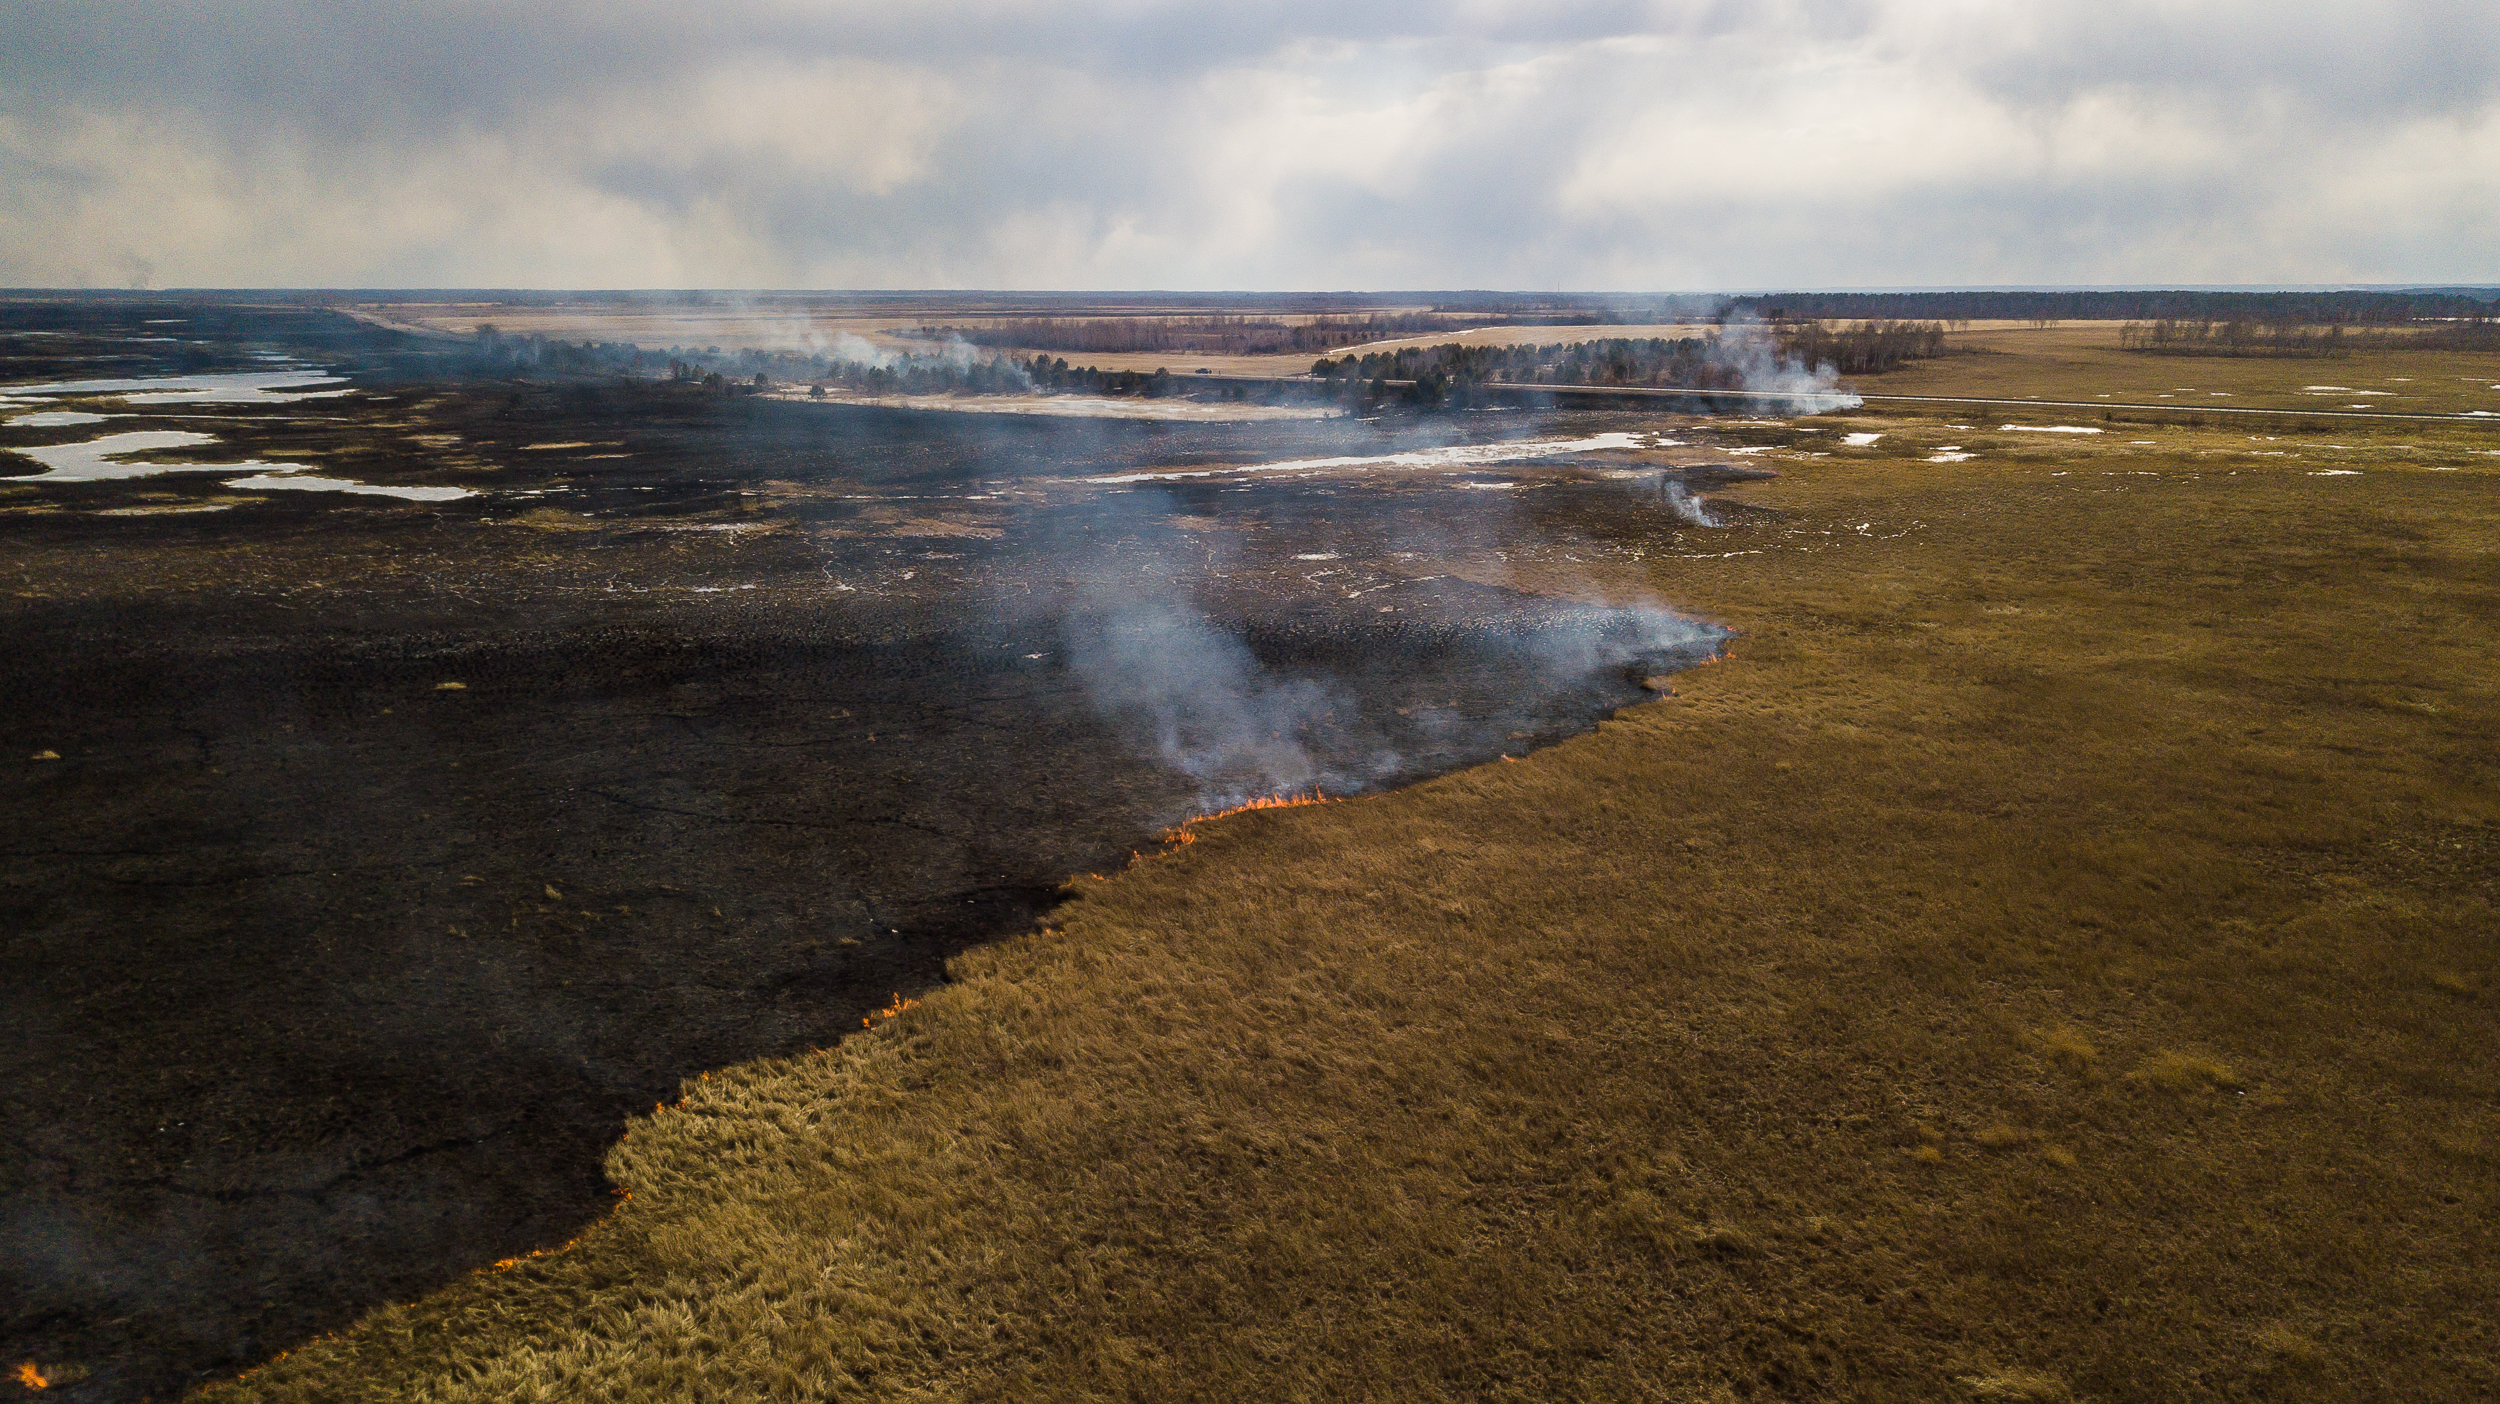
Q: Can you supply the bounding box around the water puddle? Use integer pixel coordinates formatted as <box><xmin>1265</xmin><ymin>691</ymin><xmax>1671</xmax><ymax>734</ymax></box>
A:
<box><xmin>786</xmin><ymin>389</ymin><xmax>1340</xmax><ymax>423</ymax></box>
<box><xmin>0</xmin><ymin>369</ymin><xmax>349</xmax><ymax>404</ymax></box>
<box><xmin>221</xmin><ymin>473</ymin><xmax>475</xmax><ymax>502</ymax></box>
<box><xmin>5</xmin><ymin>429</ymin><xmax>475</xmax><ymax>501</ymax></box>
<box><xmin>9</xmin><ymin>410</ymin><xmax>109</xmax><ymax>427</ymax></box>
<box><xmin>1090</xmin><ymin>431</ymin><xmax>1653</xmax><ymax>484</ymax></box>
<box><xmin>5</xmin><ymin>431</ymin><xmax>279</xmax><ymax>482</ymax></box>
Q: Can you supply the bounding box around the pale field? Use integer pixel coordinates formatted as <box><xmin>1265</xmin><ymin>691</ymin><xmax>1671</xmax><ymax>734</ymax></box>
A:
<box><xmin>1862</xmin><ymin>321</ymin><xmax>2500</xmax><ymax>416</ymax></box>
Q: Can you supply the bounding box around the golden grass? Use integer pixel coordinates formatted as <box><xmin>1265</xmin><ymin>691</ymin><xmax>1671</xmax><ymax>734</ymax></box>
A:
<box><xmin>196</xmin><ymin>396</ymin><xmax>2500</xmax><ymax>1400</ymax></box>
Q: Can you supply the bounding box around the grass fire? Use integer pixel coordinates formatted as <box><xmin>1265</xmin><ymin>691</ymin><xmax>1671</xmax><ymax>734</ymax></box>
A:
<box><xmin>5</xmin><ymin>294</ymin><xmax>2497</xmax><ymax>1402</ymax></box>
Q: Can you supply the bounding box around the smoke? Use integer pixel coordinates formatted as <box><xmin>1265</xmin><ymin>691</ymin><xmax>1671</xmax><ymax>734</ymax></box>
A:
<box><xmin>1661</xmin><ymin>479</ymin><xmax>1720</xmax><ymax>527</ymax></box>
<box><xmin>1064</xmin><ymin>589</ymin><xmax>1345</xmax><ymax>802</ymax></box>
<box><xmin>1522</xmin><ymin>597</ymin><xmax>1723</xmax><ymax>681</ymax></box>
<box><xmin>1037</xmin><ymin>424</ymin><xmax>1732</xmax><ymax>815</ymax></box>
<box><xmin>1709</xmin><ymin>311</ymin><xmax>1862</xmax><ymax>412</ymax></box>
<box><xmin>808</xmin><ymin>330</ymin><xmax>901</xmax><ymax>370</ymax></box>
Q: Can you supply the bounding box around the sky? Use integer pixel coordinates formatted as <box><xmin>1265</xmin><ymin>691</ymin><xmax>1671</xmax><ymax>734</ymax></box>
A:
<box><xmin>2</xmin><ymin>1</ymin><xmax>2495</xmax><ymax>291</ymax></box>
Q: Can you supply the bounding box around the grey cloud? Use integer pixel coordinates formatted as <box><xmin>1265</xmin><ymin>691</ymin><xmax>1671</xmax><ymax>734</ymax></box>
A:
<box><xmin>2</xmin><ymin>1</ymin><xmax>2493</xmax><ymax>288</ymax></box>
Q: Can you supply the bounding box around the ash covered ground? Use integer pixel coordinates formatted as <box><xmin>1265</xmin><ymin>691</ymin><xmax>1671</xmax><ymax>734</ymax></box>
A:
<box><xmin>0</xmin><ymin>300</ymin><xmax>1765</xmax><ymax>1400</ymax></box>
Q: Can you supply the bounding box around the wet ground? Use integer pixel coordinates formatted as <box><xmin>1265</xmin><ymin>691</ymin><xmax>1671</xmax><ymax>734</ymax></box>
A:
<box><xmin>1</xmin><ymin>299</ymin><xmax>1765</xmax><ymax>1400</ymax></box>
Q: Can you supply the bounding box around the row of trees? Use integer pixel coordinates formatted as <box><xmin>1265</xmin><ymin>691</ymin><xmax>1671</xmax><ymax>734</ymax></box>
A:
<box><xmin>1019</xmin><ymin>356</ymin><xmax>1183</xmax><ymax>395</ymax></box>
<box><xmin>1313</xmin><ymin>339</ymin><xmax>1743</xmax><ymax>393</ymax></box>
<box><xmin>1309</xmin><ymin>324</ymin><xmax>1952</xmax><ymax>388</ymax></box>
<box><xmin>2119</xmin><ymin>317</ymin><xmax>2500</xmax><ymax>357</ymax></box>
<box><xmin>1727</xmin><ymin>289</ymin><xmax>2500</xmax><ymax>325</ymax></box>
<box><xmin>462</xmin><ymin>326</ymin><xmax>1046</xmax><ymax>396</ymax></box>
<box><xmin>1768</xmin><ymin>320</ymin><xmax>1953</xmax><ymax>373</ymax></box>
<box><xmin>2118</xmin><ymin>320</ymin><xmax>2383</xmax><ymax>358</ymax></box>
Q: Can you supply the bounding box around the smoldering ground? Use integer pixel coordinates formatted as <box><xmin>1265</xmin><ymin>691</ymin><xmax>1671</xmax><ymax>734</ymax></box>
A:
<box><xmin>1039</xmin><ymin>473</ymin><xmax>1722</xmax><ymax>810</ymax></box>
<box><xmin>2</xmin><ymin>301</ymin><xmax>1736</xmax><ymax>1400</ymax></box>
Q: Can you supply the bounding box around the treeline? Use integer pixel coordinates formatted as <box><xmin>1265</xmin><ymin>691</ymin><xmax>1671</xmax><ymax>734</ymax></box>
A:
<box><xmin>2119</xmin><ymin>320</ymin><xmax>2382</xmax><ymax>358</ymax></box>
<box><xmin>1775</xmin><ymin>320</ymin><xmax>1953</xmax><ymax>373</ymax></box>
<box><xmin>669</xmin><ymin>357</ymin><xmax>1035</xmax><ymax>397</ymax></box>
<box><xmin>468</xmin><ymin>325</ymin><xmax>1036</xmax><ymax>395</ymax></box>
<box><xmin>1020</xmin><ymin>357</ymin><xmax>1187</xmax><ymax>395</ymax></box>
<box><xmin>1726</xmin><ymin>289</ymin><xmax>2500</xmax><ymax>325</ymax></box>
<box><xmin>914</xmin><ymin>313</ymin><xmax>1477</xmax><ymax>356</ymax></box>
<box><xmin>1311</xmin><ymin>324</ymin><xmax>1952</xmax><ymax>388</ymax></box>
<box><xmin>1312</xmin><ymin>338</ymin><xmax>1734</xmax><ymax>390</ymax></box>
<box><xmin>2119</xmin><ymin>318</ymin><xmax>2500</xmax><ymax>357</ymax></box>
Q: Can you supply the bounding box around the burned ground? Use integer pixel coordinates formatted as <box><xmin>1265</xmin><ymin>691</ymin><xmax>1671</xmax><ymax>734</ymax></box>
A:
<box><xmin>1</xmin><ymin>301</ymin><xmax>1733</xmax><ymax>1400</ymax></box>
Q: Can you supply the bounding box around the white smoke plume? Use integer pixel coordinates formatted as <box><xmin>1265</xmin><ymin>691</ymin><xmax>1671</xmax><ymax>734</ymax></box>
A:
<box><xmin>1063</xmin><ymin>591</ymin><xmax>1344</xmax><ymax>801</ymax></box>
<box><xmin>1710</xmin><ymin>311</ymin><xmax>1862</xmax><ymax>413</ymax></box>
<box><xmin>1661</xmin><ymin>479</ymin><xmax>1720</xmax><ymax>527</ymax></box>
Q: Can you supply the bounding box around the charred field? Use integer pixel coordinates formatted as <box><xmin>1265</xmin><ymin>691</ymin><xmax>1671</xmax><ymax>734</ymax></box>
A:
<box><xmin>0</xmin><ymin>298</ymin><xmax>1742</xmax><ymax>1400</ymax></box>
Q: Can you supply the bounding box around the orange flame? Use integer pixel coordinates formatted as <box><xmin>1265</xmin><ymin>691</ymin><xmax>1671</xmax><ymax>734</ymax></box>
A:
<box><xmin>863</xmin><ymin>992</ymin><xmax>920</xmax><ymax>1028</ymax></box>
<box><xmin>13</xmin><ymin>1363</ymin><xmax>45</xmax><ymax>1390</ymax></box>
<box><xmin>1190</xmin><ymin>788</ymin><xmax>1331</xmax><ymax>823</ymax></box>
<box><xmin>1115</xmin><ymin>789</ymin><xmax>1336</xmax><ymax>869</ymax></box>
<box><xmin>1079</xmin><ymin>790</ymin><xmax>1340</xmax><ymax>885</ymax></box>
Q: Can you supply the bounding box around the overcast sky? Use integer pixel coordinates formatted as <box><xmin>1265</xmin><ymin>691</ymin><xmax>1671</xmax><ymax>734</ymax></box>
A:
<box><xmin>3</xmin><ymin>1</ymin><xmax>2494</xmax><ymax>290</ymax></box>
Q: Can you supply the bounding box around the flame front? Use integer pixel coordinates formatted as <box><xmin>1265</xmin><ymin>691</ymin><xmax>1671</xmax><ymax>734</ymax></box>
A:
<box><xmin>864</xmin><ymin>992</ymin><xmax>920</xmax><ymax>1028</ymax></box>
<box><xmin>1136</xmin><ymin>789</ymin><xmax>1333</xmax><ymax>858</ymax></box>
<box><xmin>13</xmin><ymin>1362</ymin><xmax>45</xmax><ymax>1390</ymax></box>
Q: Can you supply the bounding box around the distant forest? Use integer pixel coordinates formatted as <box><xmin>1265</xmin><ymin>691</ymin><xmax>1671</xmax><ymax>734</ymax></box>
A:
<box><xmin>2120</xmin><ymin>317</ymin><xmax>2500</xmax><ymax>357</ymax></box>
<box><xmin>466</xmin><ymin>326</ymin><xmax>1041</xmax><ymax>395</ymax></box>
<box><xmin>914</xmin><ymin>314</ymin><xmax>1478</xmax><ymax>356</ymax></box>
<box><xmin>1311</xmin><ymin>322</ymin><xmax>1955</xmax><ymax>389</ymax></box>
<box><xmin>1718</xmin><ymin>289</ymin><xmax>2500</xmax><ymax>325</ymax></box>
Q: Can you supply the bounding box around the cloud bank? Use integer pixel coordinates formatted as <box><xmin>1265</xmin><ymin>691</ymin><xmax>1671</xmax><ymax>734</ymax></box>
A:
<box><xmin>3</xmin><ymin>1</ymin><xmax>2494</xmax><ymax>288</ymax></box>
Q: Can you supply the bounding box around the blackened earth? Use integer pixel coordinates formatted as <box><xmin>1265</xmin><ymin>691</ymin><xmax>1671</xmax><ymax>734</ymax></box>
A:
<box><xmin>0</xmin><ymin>300</ymin><xmax>1752</xmax><ymax>1400</ymax></box>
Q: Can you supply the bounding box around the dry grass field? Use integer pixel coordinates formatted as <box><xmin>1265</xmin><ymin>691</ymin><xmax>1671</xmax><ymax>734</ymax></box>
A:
<box><xmin>1853</xmin><ymin>321</ymin><xmax>2500</xmax><ymax>416</ymax></box>
<box><xmin>182</xmin><ymin>368</ymin><xmax>2500</xmax><ymax>1402</ymax></box>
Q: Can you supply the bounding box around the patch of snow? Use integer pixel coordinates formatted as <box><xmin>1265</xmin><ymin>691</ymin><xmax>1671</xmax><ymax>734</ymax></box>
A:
<box><xmin>221</xmin><ymin>473</ymin><xmax>475</xmax><ymax>501</ymax></box>
<box><xmin>1999</xmin><ymin>425</ymin><xmax>2104</xmax><ymax>434</ymax></box>
<box><xmin>1842</xmin><ymin>432</ymin><xmax>1882</xmax><ymax>447</ymax></box>
<box><xmin>1</xmin><ymin>370</ymin><xmax>348</xmax><ymax>404</ymax></box>
<box><xmin>9</xmin><ymin>411</ymin><xmax>109</xmax><ymax>427</ymax></box>
<box><xmin>6</xmin><ymin>430</ymin><xmax>273</xmax><ymax>482</ymax></box>
<box><xmin>1088</xmin><ymin>431</ymin><xmax>1647</xmax><ymax>484</ymax></box>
